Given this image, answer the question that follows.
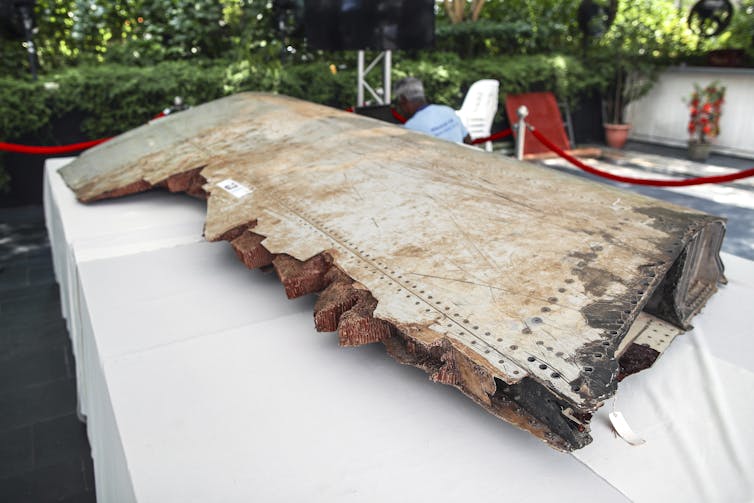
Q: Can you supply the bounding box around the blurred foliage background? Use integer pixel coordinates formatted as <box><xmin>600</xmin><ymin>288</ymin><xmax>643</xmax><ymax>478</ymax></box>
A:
<box><xmin>1</xmin><ymin>0</ymin><xmax>753</xmax><ymax>189</ymax></box>
<box><xmin>3</xmin><ymin>0</ymin><xmax>752</xmax><ymax>76</ymax></box>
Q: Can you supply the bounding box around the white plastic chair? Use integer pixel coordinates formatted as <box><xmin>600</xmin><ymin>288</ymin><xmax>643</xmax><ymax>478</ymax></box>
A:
<box><xmin>456</xmin><ymin>79</ymin><xmax>500</xmax><ymax>152</ymax></box>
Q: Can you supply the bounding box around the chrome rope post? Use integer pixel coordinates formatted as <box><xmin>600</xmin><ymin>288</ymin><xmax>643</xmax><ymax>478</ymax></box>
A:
<box><xmin>516</xmin><ymin>105</ymin><xmax>529</xmax><ymax>160</ymax></box>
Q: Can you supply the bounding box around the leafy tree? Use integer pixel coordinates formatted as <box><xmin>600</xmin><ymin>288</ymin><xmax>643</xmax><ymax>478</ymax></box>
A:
<box><xmin>0</xmin><ymin>0</ymin><xmax>279</xmax><ymax>76</ymax></box>
<box><xmin>587</xmin><ymin>0</ymin><xmax>696</xmax><ymax>123</ymax></box>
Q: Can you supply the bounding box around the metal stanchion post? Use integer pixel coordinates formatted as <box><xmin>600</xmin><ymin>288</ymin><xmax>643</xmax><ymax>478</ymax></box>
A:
<box><xmin>516</xmin><ymin>105</ymin><xmax>529</xmax><ymax>160</ymax></box>
<box><xmin>357</xmin><ymin>51</ymin><xmax>365</xmax><ymax>107</ymax></box>
<box><xmin>383</xmin><ymin>50</ymin><xmax>392</xmax><ymax>103</ymax></box>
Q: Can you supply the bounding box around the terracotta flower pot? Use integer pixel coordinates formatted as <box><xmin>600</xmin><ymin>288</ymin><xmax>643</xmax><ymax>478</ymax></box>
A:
<box><xmin>604</xmin><ymin>123</ymin><xmax>631</xmax><ymax>149</ymax></box>
<box><xmin>688</xmin><ymin>141</ymin><xmax>713</xmax><ymax>162</ymax></box>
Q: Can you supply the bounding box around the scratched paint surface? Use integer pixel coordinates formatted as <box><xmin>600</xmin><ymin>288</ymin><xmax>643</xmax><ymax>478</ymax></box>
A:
<box><xmin>61</xmin><ymin>93</ymin><xmax>724</xmax><ymax>441</ymax></box>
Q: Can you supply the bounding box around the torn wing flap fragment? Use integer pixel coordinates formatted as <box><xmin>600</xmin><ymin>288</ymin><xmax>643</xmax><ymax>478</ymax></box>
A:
<box><xmin>59</xmin><ymin>93</ymin><xmax>726</xmax><ymax>450</ymax></box>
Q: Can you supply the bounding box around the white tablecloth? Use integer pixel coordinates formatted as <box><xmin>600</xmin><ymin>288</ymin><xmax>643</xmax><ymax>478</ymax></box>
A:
<box><xmin>44</xmin><ymin>158</ymin><xmax>754</xmax><ymax>502</ymax></box>
<box><xmin>43</xmin><ymin>157</ymin><xmax>206</xmax><ymax>417</ymax></box>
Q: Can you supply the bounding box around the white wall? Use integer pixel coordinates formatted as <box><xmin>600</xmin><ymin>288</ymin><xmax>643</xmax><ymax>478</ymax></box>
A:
<box><xmin>626</xmin><ymin>66</ymin><xmax>754</xmax><ymax>159</ymax></box>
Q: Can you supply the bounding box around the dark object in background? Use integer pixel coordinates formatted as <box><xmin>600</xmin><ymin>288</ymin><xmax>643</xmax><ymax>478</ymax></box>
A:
<box><xmin>304</xmin><ymin>0</ymin><xmax>434</xmax><ymax>51</ymax></box>
<box><xmin>0</xmin><ymin>0</ymin><xmax>39</xmax><ymax>79</ymax></box>
<box><xmin>570</xmin><ymin>91</ymin><xmax>605</xmax><ymax>145</ymax></box>
<box><xmin>0</xmin><ymin>111</ymin><xmax>86</xmax><ymax>208</ymax></box>
<box><xmin>273</xmin><ymin>0</ymin><xmax>305</xmax><ymax>61</ymax></box>
<box><xmin>354</xmin><ymin>105</ymin><xmax>402</xmax><ymax>124</ymax></box>
<box><xmin>274</xmin><ymin>0</ymin><xmax>305</xmax><ymax>37</ymax></box>
<box><xmin>576</xmin><ymin>0</ymin><xmax>617</xmax><ymax>39</ymax></box>
<box><xmin>688</xmin><ymin>0</ymin><xmax>733</xmax><ymax>38</ymax></box>
<box><xmin>707</xmin><ymin>48</ymin><xmax>747</xmax><ymax>67</ymax></box>
<box><xmin>0</xmin><ymin>0</ymin><xmax>35</xmax><ymax>38</ymax></box>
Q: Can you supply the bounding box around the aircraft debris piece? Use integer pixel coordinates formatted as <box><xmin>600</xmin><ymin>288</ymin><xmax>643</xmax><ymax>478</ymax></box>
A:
<box><xmin>60</xmin><ymin>93</ymin><xmax>726</xmax><ymax>451</ymax></box>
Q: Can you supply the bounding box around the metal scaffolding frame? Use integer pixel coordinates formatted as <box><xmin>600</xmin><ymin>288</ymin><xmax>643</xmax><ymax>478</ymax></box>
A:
<box><xmin>357</xmin><ymin>50</ymin><xmax>392</xmax><ymax>107</ymax></box>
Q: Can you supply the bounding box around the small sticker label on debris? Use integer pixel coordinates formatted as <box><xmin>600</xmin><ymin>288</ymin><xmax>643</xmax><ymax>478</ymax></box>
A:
<box><xmin>217</xmin><ymin>179</ymin><xmax>252</xmax><ymax>198</ymax></box>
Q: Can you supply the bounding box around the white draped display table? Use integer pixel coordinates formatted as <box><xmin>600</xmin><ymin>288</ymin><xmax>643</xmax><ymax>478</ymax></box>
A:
<box><xmin>44</xmin><ymin>158</ymin><xmax>754</xmax><ymax>502</ymax></box>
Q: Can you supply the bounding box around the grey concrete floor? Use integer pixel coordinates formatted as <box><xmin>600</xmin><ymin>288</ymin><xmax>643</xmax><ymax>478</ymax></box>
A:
<box><xmin>0</xmin><ymin>141</ymin><xmax>751</xmax><ymax>502</ymax></box>
<box><xmin>0</xmin><ymin>206</ymin><xmax>96</xmax><ymax>502</ymax></box>
<box><xmin>542</xmin><ymin>140</ymin><xmax>754</xmax><ymax>260</ymax></box>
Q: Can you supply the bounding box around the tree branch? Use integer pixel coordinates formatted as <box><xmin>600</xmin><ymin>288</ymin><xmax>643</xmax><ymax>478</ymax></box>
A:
<box><xmin>471</xmin><ymin>0</ymin><xmax>486</xmax><ymax>22</ymax></box>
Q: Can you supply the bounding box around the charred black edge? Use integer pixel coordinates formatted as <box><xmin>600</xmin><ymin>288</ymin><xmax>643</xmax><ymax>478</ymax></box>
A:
<box><xmin>575</xmin><ymin>210</ymin><xmax>725</xmax><ymax>405</ymax></box>
<box><xmin>494</xmin><ymin>377</ymin><xmax>592</xmax><ymax>450</ymax></box>
<box><xmin>645</xmin><ymin>220</ymin><xmax>726</xmax><ymax>328</ymax></box>
<box><xmin>382</xmin><ymin>329</ymin><xmax>582</xmax><ymax>451</ymax></box>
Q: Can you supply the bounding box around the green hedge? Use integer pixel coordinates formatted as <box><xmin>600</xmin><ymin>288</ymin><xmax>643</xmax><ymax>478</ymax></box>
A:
<box><xmin>0</xmin><ymin>53</ymin><xmax>601</xmax><ymax>190</ymax></box>
<box><xmin>2</xmin><ymin>53</ymin><xmax>601</xmax><ymax>138</ymax></box>
<box><xmin>1</xmin><ymin>61</ymin><xmax>230</xmax><ymax>141</ymax></box>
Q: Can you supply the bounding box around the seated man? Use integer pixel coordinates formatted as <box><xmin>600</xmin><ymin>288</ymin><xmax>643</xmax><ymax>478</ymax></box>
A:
<box><xmin>394</xmin><ymin>77</ymin><xmax>472</xmax><ymax>144</ymax></box>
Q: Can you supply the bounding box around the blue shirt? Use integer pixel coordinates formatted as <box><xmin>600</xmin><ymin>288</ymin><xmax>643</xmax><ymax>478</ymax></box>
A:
<box><xmin>404</xmin><ymin>104</ymin><xmax>469</xmax><ymax>143</ymax></box>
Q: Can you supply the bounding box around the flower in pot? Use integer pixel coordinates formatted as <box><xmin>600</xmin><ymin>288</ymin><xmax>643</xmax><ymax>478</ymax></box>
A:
<box><xmin>686</xmin><ymin>81</ymin><xmax>725</xmax><ymax>162</ymax></box>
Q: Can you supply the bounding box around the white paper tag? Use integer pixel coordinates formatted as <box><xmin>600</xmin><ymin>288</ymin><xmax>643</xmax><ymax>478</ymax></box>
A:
<box><xmin>217</xmin><ymin>179</ymin><xmax>252</xmax><ymax>198</ymax></box>
<box><xmin>609</xmin><ymin>411</ymin><xmax>646</xmax><ymax>446</ymax></box>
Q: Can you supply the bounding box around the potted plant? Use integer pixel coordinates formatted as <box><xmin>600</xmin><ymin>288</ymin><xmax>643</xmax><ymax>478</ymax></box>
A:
<box><xmin>589</xmin><ymin>2</ymin><xmax>663</xmax><ymax>150</ymax></box>
<box><xmin>686</xmin><ymin>81</ymin><xmax>725</xmax><ymax>162</ymax></box>
<box><xmin>601</xmin><ymin>57</ymin><xmax>657</xmax><ymax>149</ymax></box>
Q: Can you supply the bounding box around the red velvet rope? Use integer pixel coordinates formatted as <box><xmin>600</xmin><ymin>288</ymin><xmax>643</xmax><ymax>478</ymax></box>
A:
<box><xmin>0</xmin><ymin>138</ymin><xmax>110</xmax><ymax>155</ymax></box>
<box><xmin>0</xmin><ymin>109</ymin><xmax>171</xmax><ymax>155</ymax></box>
<box><xmin>390</xmin><ymin>108</ymin><xmax>407</xmax><ymax>124</ymax></box>
<box><xmin>6</xmin><ymin>116</ymin><xmax>748</xmax><ymax>188</ymax></box>
<box><xmin>529</xmin><ymin>127</ymin><xmax>754</xmax><ymax>187</ymax></box>
<box><xmin>471</xmin><ymin>128</ymin><xmax>513</xmax><ymax>145</ymax></box>
<box><xmin>344</xmin><ymin>105</ymin><xmax>406</xmax><ymax>123</ymax></box>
